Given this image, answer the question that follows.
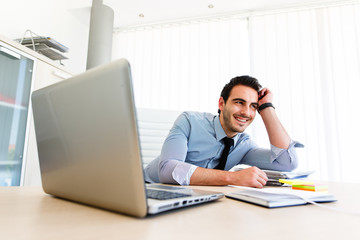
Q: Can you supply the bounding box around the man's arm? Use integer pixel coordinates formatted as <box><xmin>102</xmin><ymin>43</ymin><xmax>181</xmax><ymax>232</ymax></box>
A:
<box><xmin>190</xmin><ymin>166</ymin><xmax>268</xmax><ymax>188</ymax></box>
<box><xmin>258</xmin><ymin>88</ymin><xmax>291</xmax><ymax>149</ymax></box>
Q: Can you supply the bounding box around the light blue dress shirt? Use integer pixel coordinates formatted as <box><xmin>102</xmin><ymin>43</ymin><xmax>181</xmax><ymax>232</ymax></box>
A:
<box><xmin>144</xmin><ymin>111</ymin><xmax>303</xmax><ymax>185</ymax></box>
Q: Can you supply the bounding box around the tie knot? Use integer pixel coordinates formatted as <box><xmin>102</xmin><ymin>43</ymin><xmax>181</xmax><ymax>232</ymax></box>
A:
<box><xmin>223</xmin><ymin>137</ymin><xmax>234</xmax><ymax>147</ymax></box>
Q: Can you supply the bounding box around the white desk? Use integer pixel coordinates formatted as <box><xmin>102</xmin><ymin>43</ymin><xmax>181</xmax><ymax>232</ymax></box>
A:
<box><xmin>1</xmin><ymin>182</ymin><xmax>359</xmax><ymax>240</ymax></box>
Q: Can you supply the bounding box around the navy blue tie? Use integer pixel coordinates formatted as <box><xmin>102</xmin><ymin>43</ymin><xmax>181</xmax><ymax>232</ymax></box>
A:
<box><xmin>214</xmin><ymin>137</ymin><xmax>234</xmax><ymax>170</ymax></box>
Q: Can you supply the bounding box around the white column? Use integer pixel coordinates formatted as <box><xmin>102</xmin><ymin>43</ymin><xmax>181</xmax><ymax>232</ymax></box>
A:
<box><xmin>86</xmin><ymin>0</ymin><xmax>114</xmax><ymax>70</ymax></box>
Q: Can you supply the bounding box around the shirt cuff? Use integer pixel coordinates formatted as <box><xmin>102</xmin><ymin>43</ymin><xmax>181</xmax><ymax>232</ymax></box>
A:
<box><xmin>270</xmin><ymin>140</ymin><xmax>304</xmax><ymax>161</ymax></box>
<box><xmin>172</xmin><ymin>163</ymin><xmax>198</xmax><ymax>185</ymax></box>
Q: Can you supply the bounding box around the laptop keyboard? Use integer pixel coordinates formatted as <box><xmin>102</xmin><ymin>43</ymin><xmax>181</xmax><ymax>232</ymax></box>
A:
<box><xmin>146</xmin><ymin>189</ymin><xmax>191</xmax><ymax>200</ymax></box>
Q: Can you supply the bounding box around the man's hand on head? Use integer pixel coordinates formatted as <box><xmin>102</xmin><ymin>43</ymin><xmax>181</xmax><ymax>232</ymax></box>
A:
<box><xmin>258</xmin><ymin>88</ymin><xmax>273</xmax><ymax>106</ymax></box>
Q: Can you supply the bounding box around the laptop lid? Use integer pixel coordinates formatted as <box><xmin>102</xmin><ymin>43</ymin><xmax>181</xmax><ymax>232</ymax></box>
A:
<box><xmin>32</xmin><ymin>59</ymin><xmax>148</xmax><ymax>217</ymax></box>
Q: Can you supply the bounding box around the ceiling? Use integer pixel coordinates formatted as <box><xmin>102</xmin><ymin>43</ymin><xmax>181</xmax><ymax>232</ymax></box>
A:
<box><xmin>70</xmin><ymin>0</ymin><xmax>344</xmax><ymax>28</ymax></box>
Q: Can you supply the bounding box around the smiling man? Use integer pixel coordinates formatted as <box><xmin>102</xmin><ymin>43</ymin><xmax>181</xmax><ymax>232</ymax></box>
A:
<box><xmin>144</xmin><ymin>76</ymin><xmax>303</xmax><ymax>188</ymax></box>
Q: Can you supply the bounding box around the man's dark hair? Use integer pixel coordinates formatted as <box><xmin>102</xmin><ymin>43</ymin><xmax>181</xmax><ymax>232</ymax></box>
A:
<box><xmin>218</xmin><ymin>76</ymin><xmax>262</xmax><ymax>114</ymax></box>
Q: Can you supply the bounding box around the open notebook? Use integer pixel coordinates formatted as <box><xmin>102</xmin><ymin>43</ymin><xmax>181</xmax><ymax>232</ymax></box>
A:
<box><xmin>226</xmin><ymin>186</ymin><xmax>336</xmax><ymax>208</ymax></box>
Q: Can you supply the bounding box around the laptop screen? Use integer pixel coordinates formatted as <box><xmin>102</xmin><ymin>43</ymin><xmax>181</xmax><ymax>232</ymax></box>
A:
<box><xmin>32</xmin><ymin>59</ymin><xmax>148</xmax><ymax>217</ymax></box>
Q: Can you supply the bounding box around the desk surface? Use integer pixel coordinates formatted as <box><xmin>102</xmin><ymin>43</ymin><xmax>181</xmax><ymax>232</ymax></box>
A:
<box><xmin>1</xmin><ymin>182</ymin><xmax>359</xmax><ymax>240</ymax></box>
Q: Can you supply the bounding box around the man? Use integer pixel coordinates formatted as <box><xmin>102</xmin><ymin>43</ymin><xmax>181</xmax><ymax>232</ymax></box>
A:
<box><xmin>144</xmin><ymin>76</ymin><xmax>303</xmax><ymax>188</ymax></box>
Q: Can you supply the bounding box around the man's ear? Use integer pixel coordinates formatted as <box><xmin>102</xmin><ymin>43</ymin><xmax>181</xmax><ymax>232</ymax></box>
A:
<box><xmin>218</xmin><ymin>97</ymin><xmax>225</xmax><ymax>112</ymax></box>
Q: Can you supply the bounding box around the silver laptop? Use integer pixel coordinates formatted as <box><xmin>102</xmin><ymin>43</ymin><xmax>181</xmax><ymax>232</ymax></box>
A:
<box><xmin>31</xmin><ymin>59</ymin><xmax>223</xmax><ymax>217</ymax></box>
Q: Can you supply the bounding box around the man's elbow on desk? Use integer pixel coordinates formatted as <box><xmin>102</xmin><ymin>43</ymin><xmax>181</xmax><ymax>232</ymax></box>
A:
<box><xmin>270</xmin><ymin>151</ymin><xmax>299</xmax><ymax>172</ymax></box>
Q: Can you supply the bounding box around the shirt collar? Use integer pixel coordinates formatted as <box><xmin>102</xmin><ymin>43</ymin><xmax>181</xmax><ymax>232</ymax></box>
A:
<box><xmin>214</xmin><ymin>115</ymin><xmax>241</xmax><ymax>144</ymax></box>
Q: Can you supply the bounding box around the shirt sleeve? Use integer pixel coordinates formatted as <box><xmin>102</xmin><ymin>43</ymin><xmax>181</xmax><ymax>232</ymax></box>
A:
<box><xmin>240</xmin><ymin>140</ymin><xmax>304</xmax><ymax>171</ymax></box>
<box><xmin>158</xmin><ymin>159</ymin><xmax>198</xmax><ymax>185</ymax></box>
<box><xmin>157</xmin><ymin>112</ymin><xmax>198</xmax><ymax>185</ymax></box>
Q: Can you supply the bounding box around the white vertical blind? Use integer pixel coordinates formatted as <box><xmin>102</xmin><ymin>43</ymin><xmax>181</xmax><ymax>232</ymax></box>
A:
<box><xmin>113</xmin><ymin>18</ymin><xmax>250</xmax><ymax>114</ymax></box>
<box><xmin>249</xmin><ymin>3</ymin><xmax>360</xmax><ymax>182</ymax></box>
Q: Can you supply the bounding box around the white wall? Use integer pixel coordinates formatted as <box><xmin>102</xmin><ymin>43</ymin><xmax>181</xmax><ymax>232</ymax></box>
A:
<box><xmin>0</xmin><ymin>0</ymin><xmax>90</xmax><ymax>74</ymax></box>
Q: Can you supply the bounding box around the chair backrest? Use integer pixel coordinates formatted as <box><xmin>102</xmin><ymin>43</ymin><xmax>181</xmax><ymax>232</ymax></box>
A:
<box><xmin>136</xmin><ymin>108</ymin><xmax>181</xmax><ymax>167</ymax></box>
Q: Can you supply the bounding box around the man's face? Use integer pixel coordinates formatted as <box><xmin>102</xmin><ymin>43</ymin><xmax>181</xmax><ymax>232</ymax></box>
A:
<box><xmin>218</xmin><ymin>85</ymin><xmax>259</xmax><ymax>137</ymax></box>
